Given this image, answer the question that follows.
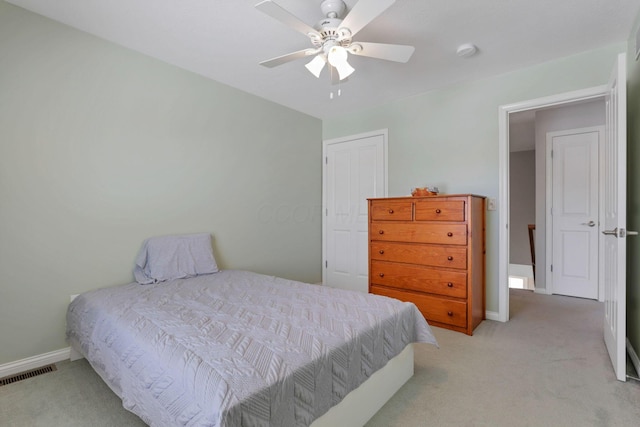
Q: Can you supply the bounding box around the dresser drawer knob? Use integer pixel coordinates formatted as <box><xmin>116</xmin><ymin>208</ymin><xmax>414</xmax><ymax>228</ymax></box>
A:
<box><xmin>447</xmin><ymin>256</ymin><xmax>454</xmax><ymax>261</ymax></box>
<box><xmin>447</xmin><ymin>232</ymin><xmax>453</xmax><ymax>237</ymax></box>
<box><xmin>447</xmin><ymin>311</ymin><xmax>453</xmax><ymax>316</ymax></box>
<box><xmin>435</xmin><ymin>209</ymin><xmax>441</xmax><ymax>214</ymax></box>
<box><xmin>379</xmin><ymin>230</ymin><xmax>384</xmax><ymax>235</ymax></box>
<box><xmin>379</xmin><ymin>250</ymin><xmax>384</xmax><ymax>254</ymax></box>
<box><xmin>388</xmin><ymin>209</ymin><xmax>394</xmax><ymax>214</ymax></box>
<box><xmin>379</xmin><ymin>273</ymin><xmax>385</xmax><ymax>278</ymax></box>
<box><xmin>447</xmin><ymin>282</ymin><xmax>453</xmax><ymax>287</ymax></box>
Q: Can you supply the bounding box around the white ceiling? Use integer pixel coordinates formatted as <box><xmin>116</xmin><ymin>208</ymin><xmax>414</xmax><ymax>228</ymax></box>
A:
<box><xmin>6</xmin><ymin>0</ymin><xmax>640</xmax><ymax>119</ymax></box>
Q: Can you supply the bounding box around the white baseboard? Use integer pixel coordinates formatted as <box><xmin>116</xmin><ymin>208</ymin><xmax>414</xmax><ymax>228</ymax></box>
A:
<box><xmin>509</xmin><ymin>264</ymin><xmax>534</xmax><ymax>277</ymax></box>
<box><xmin>0</xmin><ymin>347</ymin><xmax>71</xmax><ymax>379</ymax></box>
<box><xmin>626</xmin><ymin>338</ymin><xmax>640</xmax><ymax>379</ymax></box>
<box><xmin>69</xmin><ymin>346</ymin><xmax>84</xmax><ymax>361</ymax></box>
<box><xmin>485</xmin><ymin>310</ymin><xmax>500</xmax><ymax>322</ymax></box>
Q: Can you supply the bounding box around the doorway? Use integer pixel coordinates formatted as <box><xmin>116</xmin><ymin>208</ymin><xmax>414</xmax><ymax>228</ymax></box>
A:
<box><xmin>498</xmin><ymin>86</ymin><xmax>608</xmax><ymax>322</ymax></box>
<box><xmin>507</xmin><ymin>103</ymin><xmax>605</xmax><ymax>301</ymax></box>
<box><xmin>500</xmin><ymin>54</ymin><xmax>629</xmax><ymax>381</ymax></box>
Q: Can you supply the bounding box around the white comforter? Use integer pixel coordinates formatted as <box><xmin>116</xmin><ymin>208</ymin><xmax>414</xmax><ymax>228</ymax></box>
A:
<box><xmin>67</xmin><ymin>270</ymin><xmax>437</xmax><ymax>427</ymax></box>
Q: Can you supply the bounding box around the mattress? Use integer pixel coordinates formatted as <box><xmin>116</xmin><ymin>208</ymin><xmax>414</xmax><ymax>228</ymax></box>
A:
<box><xmin>67</xmin><ymin>270</ymin><xmax>437</xmax><ymax>426</ymax></box>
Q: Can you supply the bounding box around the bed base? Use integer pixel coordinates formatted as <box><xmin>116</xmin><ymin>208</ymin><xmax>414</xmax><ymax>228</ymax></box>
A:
<box><xmin>69</xmin><ymin>339</ymin><xmax>415</xmax><ymax>426</ymax></box>
<box><xmin>311</xmin><ymin>344</ymin><xmax>414</xmax><ymax>426</ymax></box>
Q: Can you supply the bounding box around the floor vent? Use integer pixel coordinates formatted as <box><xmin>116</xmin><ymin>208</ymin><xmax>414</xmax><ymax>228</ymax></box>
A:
<box><xmin>0</xmin><ymin>364</ymin><xmax>57</xmax><ymax>387</ymax></box>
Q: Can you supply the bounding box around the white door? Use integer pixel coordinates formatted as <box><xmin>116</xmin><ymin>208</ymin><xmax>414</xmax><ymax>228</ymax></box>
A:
<box><xmin>550</xmin><ymin>128</ymin><xmax>601</xmax><ymax>299</ymax></box>
<box><xmin>603</xmin><ymin>53</ymin><xmax>628</xmax><ymax>382</ymax></box>
<box><xmin>323</xmin><ymin>131</ymin><xmax>387</xmax><ymax>292</ymax></box>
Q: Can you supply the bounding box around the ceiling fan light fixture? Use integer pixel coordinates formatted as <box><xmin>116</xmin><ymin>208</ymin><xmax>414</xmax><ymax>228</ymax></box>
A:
<box><xmin>334</xmin><ymin>60</ymin><xmax>355</xmax><ymax>80</ymax></box>
<box><xmin>305</xmin><ymin>54</ymin><xmax>327</xmax><ymax>78</ymax></box>
<box><xmin>327</xmin><ymin>45</ymin><xmax>354</xmax><ymax>80</ymax></box>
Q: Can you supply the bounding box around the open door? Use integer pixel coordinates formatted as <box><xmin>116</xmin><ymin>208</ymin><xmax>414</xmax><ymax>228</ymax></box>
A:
<box><xmin>603</xmin><ymin>53</ymin><xmax>628</xmax><ymax>382</ymax></box>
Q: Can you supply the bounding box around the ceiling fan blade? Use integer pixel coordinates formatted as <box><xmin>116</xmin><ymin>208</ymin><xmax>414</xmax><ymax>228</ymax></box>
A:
<box><xmin>349</xmin><ymin>42</ymin><xmax>415</xmax><ymax>63</ymax></box>
<box><xmin>255</xmin><ymin>0</ymin><xmax>321</xmax><ymax>38</ymax></box>
<box><xmin>259</xmin><ymin>49</ymin><xmax>315</xmax><ymax>68</ymax></box>
<box><xmin>339</xmin><ymin>0</ymin><xmax>396</xmax><ymax>38</ymax></box>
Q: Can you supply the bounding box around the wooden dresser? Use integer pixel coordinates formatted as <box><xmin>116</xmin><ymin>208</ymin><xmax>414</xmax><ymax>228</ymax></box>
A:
<box><xmin>368</xmin><ymin>194</ymin><xmax>486</xmax><ymax>335</ymax></box>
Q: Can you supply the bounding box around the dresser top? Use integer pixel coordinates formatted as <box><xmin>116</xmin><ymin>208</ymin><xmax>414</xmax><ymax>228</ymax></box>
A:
<box><xmin>368</xmin><ymin>194</ymin><xmax>486</xmax><ymax>201</ymax></box>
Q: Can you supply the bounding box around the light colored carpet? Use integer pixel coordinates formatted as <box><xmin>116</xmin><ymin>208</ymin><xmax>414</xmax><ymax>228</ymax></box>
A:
<box><xmin>1</xmin><ymin>289</ymin><xmax>639</xmax><ymax>426</ymax></box>
<box><xmin>367</xmin><ymin>290</ymin><xmax>640</xmax><ymax>427</ymax></box>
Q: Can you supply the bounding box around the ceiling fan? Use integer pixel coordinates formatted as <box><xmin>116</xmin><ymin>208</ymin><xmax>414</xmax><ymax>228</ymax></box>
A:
<box><xmin>255</xmin><ymin>0</ymin><xmax>415</xmax><ymax>81</ymax></box>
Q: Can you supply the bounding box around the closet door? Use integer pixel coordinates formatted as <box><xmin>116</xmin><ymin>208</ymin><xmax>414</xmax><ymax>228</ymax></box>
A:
<box><xmin>323</xmin><ymin>131</ymin><xmax>387</xmax><ymax>292</ymax></box>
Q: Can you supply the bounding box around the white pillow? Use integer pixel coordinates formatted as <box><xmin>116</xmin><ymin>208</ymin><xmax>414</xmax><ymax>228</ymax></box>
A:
<box><xmin>134</xmin><ymin>233</ymin><xmax>219</xmax><ymax>284</ymax></box>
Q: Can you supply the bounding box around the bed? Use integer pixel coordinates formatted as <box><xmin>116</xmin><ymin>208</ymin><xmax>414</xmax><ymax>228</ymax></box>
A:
<box><xmin>66</xmin><ymin>234</ymin><xmax>437</xmax><ymax>426</ymax></box>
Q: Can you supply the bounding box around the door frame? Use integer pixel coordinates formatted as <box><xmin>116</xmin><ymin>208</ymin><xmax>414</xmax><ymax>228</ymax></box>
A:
<box><xmin>322</xmin><ymin>129</ymin><xmax>388</xmax><ymax>286</ymax></box>
<box><xmin>498</xmin><ymin>86</ymin><xmax>606</xmax><ymax>322</ymax></box>
<box><xmin>545</xmin><ymin>126</ymin><xmax>605</xmax><ymax>300</ymax></box>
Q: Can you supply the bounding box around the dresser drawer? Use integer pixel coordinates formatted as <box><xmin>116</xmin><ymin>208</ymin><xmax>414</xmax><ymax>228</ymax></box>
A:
<box><xmin>370</xmin><ymin>260</ymin><xmax>467</xmax><ymax>298</ymax></box>
<box><xmin>370</xmin><ymin>242</ymin><xmax>467</xmax><ymax>269</ymax></box>
<box><xmin>415</xmin><ymin>200</ymin><xmax>465</xmax><ymax>222</ymax></box>
<box><xmin>370</xmin><ymin>222</ymin><xmax>467</xmax><ymax>245</ymax></box>
<box><xmin>371</xmin><ymin>285</ymin><xmax>467</xmax><ymax>328</ymax></box>
<box><xmin>370</xmin><ymin>200</ymin><xmax>413</xmax><ymax>221</ymax></box>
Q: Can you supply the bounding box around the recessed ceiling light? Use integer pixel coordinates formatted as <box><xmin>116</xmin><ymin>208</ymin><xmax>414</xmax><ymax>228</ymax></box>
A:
<box><xmin>456</xmin><ymin>43</ymin><xmax>478</xmax><ymax>58</ymax></box>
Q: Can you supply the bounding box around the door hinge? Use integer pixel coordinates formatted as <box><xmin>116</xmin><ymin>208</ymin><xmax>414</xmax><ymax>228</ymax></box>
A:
<box><xmin>325</xmin><ymin>260</ymin><xmax>328</xmax><ymax>268</ymax></box>
<box><xmin>325</xmin><ymin>156</ymin><xmax>328</xmax><ymax>164</ymax></box>
<box><xmin>551</xmin><ymin>264</ymin><xmax>553</xmax><ymax>272</ymax></box>
<box><xmin>326</xmin><ymin>208</ymin><xmax>328</xmax><ymax>216</ymax></box>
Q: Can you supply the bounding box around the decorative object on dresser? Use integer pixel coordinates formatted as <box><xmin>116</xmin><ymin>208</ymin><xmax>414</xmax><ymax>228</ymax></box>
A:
<box><xmin>411</xmin><ymin>186</ymin><xmax>439</xmax><ymax>197</ymax></box>
<box><xmin>368</xmin><ymin>194</ymin><xmax>486</xmax><ymax>335</ymax></box>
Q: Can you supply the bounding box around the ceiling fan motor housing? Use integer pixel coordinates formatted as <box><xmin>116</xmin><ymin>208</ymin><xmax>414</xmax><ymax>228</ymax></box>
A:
<box><xmin>312</xmin><ymin>0</ymin><xmax>352</xmax><ymax>49</ymax></box>
<box><xmin>312</xmin><ymin>17</ymin><xmax>352</xmax><ymax>48</ymax></box>
<box><xmin>320</xmin><ymin>0</ymin><xmax>346</xmax><ymax>19</ymax></box>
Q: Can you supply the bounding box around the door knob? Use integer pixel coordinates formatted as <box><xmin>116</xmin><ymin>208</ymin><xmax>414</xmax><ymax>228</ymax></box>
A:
<box><xmin>602</xmin><ymin>228</ymin><xmax>638</xmax><ymax>237</ymax></box>
<box><xmin>581</xmin><ymin>221</ymin><xmax>596</xmax><ymax>227</ymax></box>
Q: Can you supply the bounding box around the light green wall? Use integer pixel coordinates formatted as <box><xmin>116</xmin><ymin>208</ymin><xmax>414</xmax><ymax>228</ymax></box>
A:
<box><xmin>323</xmin><ymin>43</ymin><xmax>626</xmax><ymax>314</ymax></box>
<box><xmin>2</xmin><ymin>0</ymin><xmax>638</xmax><ymax>367</ymax></box>
<box><xmin>626</xmin><ymin>12</ymin><xmax>640</xmax><ymax>358</ymax></box>
<box><xmin>0</xmin><ymin>2</ymin><xmax>322</xmax><ymax>364</ymax></box>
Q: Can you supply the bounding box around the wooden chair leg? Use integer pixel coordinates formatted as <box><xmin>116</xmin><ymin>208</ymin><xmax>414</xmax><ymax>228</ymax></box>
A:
<box><xmin>528</xmin><ymin>224</ymin><xmax>536</xmax><ymax>280</ymax></box>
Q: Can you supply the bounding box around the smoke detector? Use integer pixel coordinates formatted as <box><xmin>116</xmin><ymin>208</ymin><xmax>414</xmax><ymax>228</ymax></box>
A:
<box><xmin>456</xmin><ymin>43</ymin><xmax>478</xmax><ymax>58</ymax></box>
